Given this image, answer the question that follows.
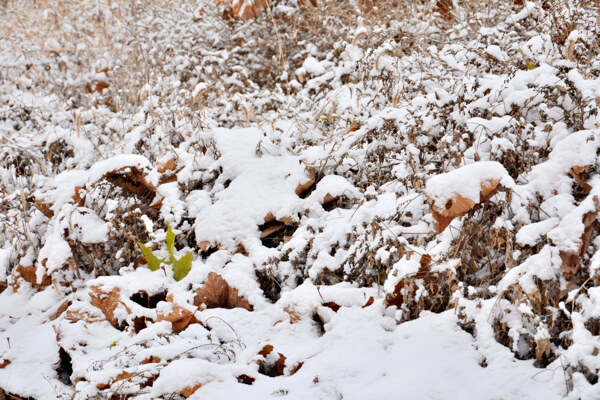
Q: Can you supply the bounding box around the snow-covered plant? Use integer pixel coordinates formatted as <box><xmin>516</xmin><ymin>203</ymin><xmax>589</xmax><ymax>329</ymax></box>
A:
<box><xmin>137</xmin><ymin>225</ymin><xmax>193</xmax><ymax>281</ymax></box>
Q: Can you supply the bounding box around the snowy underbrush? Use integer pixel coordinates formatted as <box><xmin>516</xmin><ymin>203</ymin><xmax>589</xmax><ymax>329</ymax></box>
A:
<box><xmin>1</xmin><ymin>0</ymin><xmax>600</xmax><ymax>398</ymax></box>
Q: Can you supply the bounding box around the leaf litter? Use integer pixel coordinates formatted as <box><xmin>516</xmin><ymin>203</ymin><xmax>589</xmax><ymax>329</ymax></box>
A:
<box><xmin>1</xmin><ymin>0</ymin><xmax>600</xmax><ymax>399</ymax></box>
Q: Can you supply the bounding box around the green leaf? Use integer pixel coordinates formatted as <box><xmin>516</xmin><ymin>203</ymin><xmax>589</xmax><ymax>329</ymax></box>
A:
<box><xmin>526</xmin><ymin>60</ymin><xmax>536</xmax><ymax>70</ymax></box>
<box><xmin>166</xmin><ymin>224</ymin><xmax>175</xmax><ymax>260</ymax></box>
<box><xmin>172</xmin><ymin>252</ymin><xmax>193</xmax><ymax>281</ymax></box>
<box><xmin>137</xmin><ymin>242</ymin><xmax>163</xmax><ymax>271</ymax></box>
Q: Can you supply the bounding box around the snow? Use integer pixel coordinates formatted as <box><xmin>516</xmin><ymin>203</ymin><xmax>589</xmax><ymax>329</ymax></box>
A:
<box><xmin>426</xmin><ymin>161</ymin><xmax>514</xmax><ymax>209</ymax></box>
<box><xmin>2</xmin><ymin>0</ymin><xmax>600</xmax><ymax>398</ymax></box>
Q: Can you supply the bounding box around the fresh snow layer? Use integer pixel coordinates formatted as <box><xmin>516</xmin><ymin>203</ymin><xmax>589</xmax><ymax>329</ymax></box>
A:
<box><xmin>0</xmin><ymin>284</ymin><xmax>567</xmax><ymax>400</ymax></box>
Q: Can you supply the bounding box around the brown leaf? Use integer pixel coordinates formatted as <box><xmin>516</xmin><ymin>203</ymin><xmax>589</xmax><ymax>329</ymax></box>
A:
<box><xmin>159</xmin><ymin>175</ymin><xmax>178</xmax><ymax>185</ymax></box>
<box><xmin>559</xmin><ymin>209</ymin><xmax>599</xmax><ymax>278</ymax></box>
<box><xmin>289</xmin><ymin>362</ymin><xmax>303</xmax><ymax>375</ymax></box>
<box><xmin>90</xmin><ymin>286</ymin><xmax>126</xmax><ymax>328</ymax></box>
<box><xmin>193</xmin><ymin>273</ymin><xmax>252</xmax><ymax>310</ymax></box>
<box><xmin>323</xmin><ymin>301</ymin><xmax>340</xmax><ymax>312</ymax></box>
<box><xmin>0</xmin><ymin>359</ymin><xmax>10</xmax><ymax>369</ymax></box>
<box><xmin>295</xmin><ymin>169</ymin><xmax>316</xmax><ymax>198</ymax></box>
<box><xmin>384</xmin><ymin>281</ymin><xmax>404</xmax><ymax>309</ymax></box>
<box><xmin>257</xmin><ymin>345</ymin><xmax>287</xmax><ymax>377</ymax></box>
<box><xmin>430</xmin><ymin>179</ymin><xmax>501</xmax><ymax>233</ymax></box>
<box><xmin>97</xmin><ymin>370</ymin><xmax>136</xmax><ymax>390</ymax></box>
<box><xmin>362</xmin><ymin>296</ymin><xmax>375</xmax><ymax>308</ymax></box>
<box><xmin>33</xmin><ymin>198</ymin><xmax>54</xmax><ymax>218</ymax></box>
<box><xmin>114</xmin><ymin>371</ymin><xmax>135</xmax><ymax>382</ymax></box>
<box><xmin>323</xmin><ymin>193</ymin><xmax>338</xmax><ymax>204</ymax></box>
<box><xmin>156</xmin><ymin>295</ymin><xmax>199</xmax><ymax>333</ymax></box>
<box><xmin>141</xmin><ymin>356</ymin><xmax>161</xmax><ymax>365</ymax></box>
<box><xmin>180</xmin><ymin>383</ymin><xmax>202</xmax><ymax>398</ymax></box>
<box><xmin>415</xmin><ymin>254</ymin><xmax>432</xmax><ymax>279</ymax></box>
<box><xmin>435</xmin><ymin>0</ymin><xmax>453</xmax><ymax>21</ymax></box>
<box><xmin>157</xmin><ymin>158</ymin><xmax>177</xmax><ymax>173</ymax></box>
<box><xmin>258</xmin><ymin>344</ymin><xmax>274</xmax><ymax>358</ymax></box>
<box><xmin>237</xmin><ymin>374</ymin><xmax>255</xmax><ymax>385</ymax></box>
<box><xmin>232</xmin><ymin>0</ymin><xmax>267</xmax><ymax>20</ymax></box>
<box><xmin>49</xmin><ymin>301</ymin><xmax>72</xmax><ymax>321</ymax></box>
<box><xmin>535</xmin><ymin>338</ymin><xmax>552</xmax><ymax>361</ymax></box>
<box><xmin>284</xmin><ymin>306</ymin><xmax>301</xmax><ymax>324</ymax></box>
<box><xmin>102</xmin><ymin>167</ymin><xmax>156</xmax><ymax>201</ymax></box>
<box><xmin>13</xmin><ymin>264</ymin><xmax>52</xmax><ymax>289</ymax></box>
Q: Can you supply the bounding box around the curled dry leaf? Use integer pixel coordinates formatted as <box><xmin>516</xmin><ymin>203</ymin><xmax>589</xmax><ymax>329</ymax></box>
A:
<box><xmin>257</xmin><ymin>344</ymin><xmax>287</xmax><ymax>377</ymax></box>
<box><xmin>237</xmin><ymin>374</ymin><xmax>256</xmax><ymax>385</ymax></box>
<box><xmin>559</xmin><ymin>208</ymin><xmax>599</xmax><ymax>278</ymax></box>
<box><xmin>430</xmin><ymin>179</ymin><xmax>501</xmax><ymax>233</ymax></box>
<box><xmin>0</xmin><ymin>359</ymin><xmax>11</xmax><ymax>369</ymax></box>
<box><xmin>322</xmin><ymin>301</ymin><xmax>340</xmax><ymax>312</ymax></box>
<box><xmin>535</xmin><ymin>338</ymin><xmax>552</xmax><ymax>362</ymax></box>
<box><xmin>193</xmin><ymin>272</ymin><xmax>252</xmax><ymax>310</ymax></box>
<box><xmin>102</xmin><ymin>166</ymin><xmax>156</xmax><ymax>201</ymax></box>
<box><xmin>157</xmin><ymin>294</ymin><xmax>199</xmax><ymax>333</ymax></box>
<box><xmin>295</xmin><ymin>169</ymin><xmax>316</xmax><ymax>198</ymax></box>
<box><xmin>90</xmin><ymin>286</ymin><xmax>128</xmax><ymax>328</ymax></box>
<box><xmin>384</xmin><ymin>281</ymin><xmax>404</xmax><ymax>309</ymax></box>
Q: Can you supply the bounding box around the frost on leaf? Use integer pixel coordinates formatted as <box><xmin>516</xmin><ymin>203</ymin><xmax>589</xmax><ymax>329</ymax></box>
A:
<box><xmin>193</xmin><ymin>272</ymin><xmax>252</xmax><ymax>310</ymax></box>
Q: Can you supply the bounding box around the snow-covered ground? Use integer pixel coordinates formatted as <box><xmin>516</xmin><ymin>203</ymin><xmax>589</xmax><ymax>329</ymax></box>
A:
<box><xmin>1</xmin><ymin>0</ymin><xmax>600</xmax><ymax>398</ymax></box>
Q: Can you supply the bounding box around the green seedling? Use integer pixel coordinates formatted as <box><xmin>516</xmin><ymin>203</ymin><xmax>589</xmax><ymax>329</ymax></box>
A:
<box><xmin>137</xmin><ymin>224</ymin><xmax>193</xmax><ymax>281</ymax></box>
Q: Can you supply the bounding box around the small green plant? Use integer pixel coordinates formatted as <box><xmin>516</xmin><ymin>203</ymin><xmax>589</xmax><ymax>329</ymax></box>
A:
<box><xmin>137</xmin><ymin>225</ymin><xmax>193</xmax><ymax>281</ymax></box>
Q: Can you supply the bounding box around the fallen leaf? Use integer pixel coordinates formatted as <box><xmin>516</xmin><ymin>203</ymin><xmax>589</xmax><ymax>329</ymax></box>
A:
<box><xmin>237</xmin><ymin>374</ymin><xmax>255</xmax><ymax>385</ymax></box>
<box><xmin>0</xmin><ymin>359</ymin><xmax>10</xmax><ymax>369</ymax></box>
<box><xmin>323</xmin><ymin>301</ymin><xmax>340</xmax><ymax>312</ymax></box>
<box><xmin>180</xmin><ymin>383</ymin><xmax>202</xmax><ymax>398</ymax></box>
<box><xmin>384</xmin><ymin>281</ymin><xmax>404</xmax><ymax>309</ymax></box>
<box><xmin>157</xmin><ymin>158</ymin><xmax>177</xmax><ymax>173</ymax></box>
<box><xmin>141</xmin><ymin>356</ymin><xmax>161</xmax><ymax>365</ymax></box>
<box><xmin>90</xmin><ymin>286</ymin><xmax>127</xmax><ymax>328</ymax></box>
<box><xmin>362</xmin><ymin>296</ymin><xmax>375</xmax><ymax>308</ymax></box>
<box><xmin>193</xmin><ymin>273</ymin><xmax>252</xmax><ymax>310</ymax></box>
<box><xmin>257</xmin><ymin>345</ymin><xmax>287</xmax><ymax>377</ymax></box>
<box><xmin>284</xmin><ymin>306</ymin><xmax>301</xmax><ymax>324</ymax></box>
<box><xmin>157</xmin><ymin>298</ymin><xmax>198</xmax><ymax>334</ymax></box>
<box><xmin>13</xmin><ymin>264</ymin><xmax>52</xmax><ymax>289</ymax></box>
<box><xmin>49</xmin><ymin>301</ymin><xmax>72</xmax><ymax>321</ymax></box>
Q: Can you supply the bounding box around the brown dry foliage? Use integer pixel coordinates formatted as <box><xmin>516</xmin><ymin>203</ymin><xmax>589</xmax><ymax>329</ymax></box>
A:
<box><xmin>193</xmin><ymin>272</ymin><xmax>252</xmax><ymax>310</ymax></box>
